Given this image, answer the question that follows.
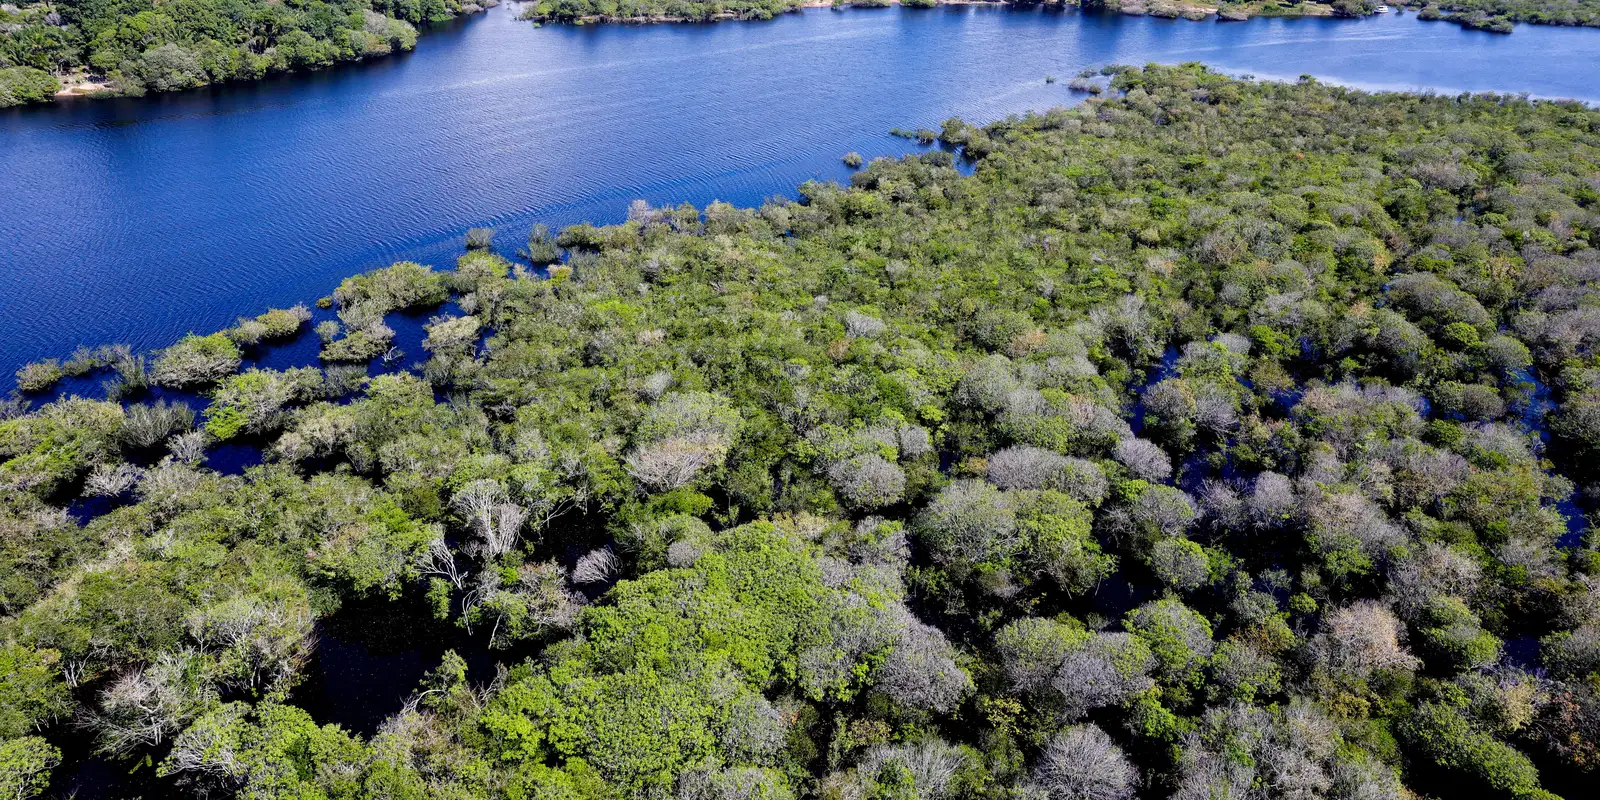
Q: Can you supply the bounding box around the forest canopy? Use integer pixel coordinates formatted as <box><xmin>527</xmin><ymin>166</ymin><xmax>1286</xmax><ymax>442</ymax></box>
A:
<box><xmin>0</xmin><ymin>0</ymin><xmax>490</xmax><ymax>106</ymax></box>
<box><xmin>5</xmin><ymin>63</ymin><xmax>1600</xmax><ymax>799</ymax></box>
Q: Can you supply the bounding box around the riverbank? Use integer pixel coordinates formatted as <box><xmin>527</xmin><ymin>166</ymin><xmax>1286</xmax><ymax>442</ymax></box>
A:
<box><xmin>514</xmin><ymin>0</ymin><xmax>1583</xmax><ymax>30</ymax></box>
<box><xmin>0</xmin><ymin>0</ymin><xmax>499</xmax><ymax>109</ymax></box>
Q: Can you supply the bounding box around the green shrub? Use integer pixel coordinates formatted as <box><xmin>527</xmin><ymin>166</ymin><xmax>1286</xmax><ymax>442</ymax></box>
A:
<box><xmin>13</xmin><ymin>360</ymin><xmax>63</xmax><ymax>393</ymax></box>
<box><xmin>0</xmin><ymin>67</ymin><xmax>59</xmax><ymax>108</ymax></box>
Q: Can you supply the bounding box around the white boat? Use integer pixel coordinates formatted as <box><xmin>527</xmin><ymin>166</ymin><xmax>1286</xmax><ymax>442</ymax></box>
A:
<box><xmin>1375</xmin><ymin>4</ymin><xmax>1391</xmax><ymax>11</ymax></box>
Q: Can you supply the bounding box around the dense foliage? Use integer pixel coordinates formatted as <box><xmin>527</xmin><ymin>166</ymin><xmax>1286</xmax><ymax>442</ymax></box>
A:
<box><xmin>0</xmin><ymin>0</ymin><xmax>490</xmax><ymax>106</ymax></box>
<box><xmin>1412</xmin><ymin>0</ymin><xmax>1599</xmax><ymax>30</ymax></box>
<box><xmin>518</xmin><ymin>0</ymin><xmax>802</xmax><ymax>23</ymax></box>
<box><xmin>7</xmin><ymin>63</ymin><xmax>1600</xmax><ymax>799</ymax></box>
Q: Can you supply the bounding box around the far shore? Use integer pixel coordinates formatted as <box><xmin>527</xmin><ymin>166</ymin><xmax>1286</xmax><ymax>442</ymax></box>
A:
<box><xmin>521</xmin><ymin>0</ymin><xmax>1373</xmax><ymax>28</ymax></box>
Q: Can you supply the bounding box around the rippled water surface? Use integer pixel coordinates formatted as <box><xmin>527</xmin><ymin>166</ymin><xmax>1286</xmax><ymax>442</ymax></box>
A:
<box><xmin>2</xmin><ymin>6</ymin><xmax>1598</xmax><ymax>380</ymax></box>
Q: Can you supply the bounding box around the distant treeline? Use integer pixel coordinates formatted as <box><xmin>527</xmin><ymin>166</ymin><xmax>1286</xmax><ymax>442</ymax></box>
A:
<box><xmin>521</xmin><ymin>0</ymin><xmax>803</xmax><ymax>21</ymax></box>
<box><xmin>515</xmin><ymin>0</ymin><xmax>1600</xmax><ymax>30</ymax></box>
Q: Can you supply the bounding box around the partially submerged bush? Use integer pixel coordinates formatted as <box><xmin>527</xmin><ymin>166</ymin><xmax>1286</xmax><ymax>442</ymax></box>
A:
<box><xmin>521</xmin><ymin>224</ymin><xmax>562</xmax><ymax>265</ymax></box>
<box><xmin>332</xmin><ymin>261</ymin><xmax>447</xmax><ymax>313</ymax></box>
<box><xmin>230</xmin><ymin>305</ymin><xmax>313</xmax><ymax>344</ymax></box>
<box><xmin>151</xmin><ymin>333</ymin><xmax>242</xmax><ymax>388</ymax></box>
<box><xmin>465</xmin><ymin>226</ymin><xmax>495</xmax><ymax>250</ymax></box>
<box><xmin>120</xmin><ymin>400</ymin><xmax>195</xmax><ymax>449</ymax></box>
<box><xmin>14</xmin><ymin>360</ymin><xmax>63</xmax><ymax>393</ymax></box>
<box><xmin>204</xmin><ymin>368</ymin><xmax>322</xmax><ymax>441</ymax></box>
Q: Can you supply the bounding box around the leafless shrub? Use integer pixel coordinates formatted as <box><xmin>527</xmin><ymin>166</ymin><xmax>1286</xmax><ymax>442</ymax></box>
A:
<box><xmin>845</xmin><ymin>309</ymin><xmax>888</xmax><ymax>338</ymax></box>
<box><xmin>572</xmin><ymin>547</ymin><xmax>619</xmax><ymax>584</ymax></box>
<box><xmin>84</xmin><ymin>463</ymin><xmax>145</xmax><ymax>497</ymax></box>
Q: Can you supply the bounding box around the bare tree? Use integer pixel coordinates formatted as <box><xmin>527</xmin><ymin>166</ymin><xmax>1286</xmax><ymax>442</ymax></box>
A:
<box><xmin>626</xmin><ymin>432</ymin><xmax>725</xmax><ymax>493</ymax></box>
<box><xmin>121</xmin><ymin>400</ymin><xmax>195</xmax><ymax>449</ymax></box>
<box><xmin>857</xmin><ymin>740</ymin><xmax>968</xmax><ymax>799</ymax></box>
<box><xmin>464</xmin><ymin>562</ymin><xmax>583</xmax><ymax>649</ymax></box>
<box><xmin>1309</xmin><ymin>601</ymin><xmax>1420</xmax><ymax>681</ymax></box>
<box><xmin>844</xmin><ymin>309</ymin><xmax>888</xmax><ymax>338</ymax></box>
<box><xmin>451</xmin><ymin>480</ymin><xmax>528</xmax><ymax>560</ymax></box>
<box><xmin>417</xmin><ymin>533</ymin><xmax>467</xmax><ymax>590</ymax></box>
<box><xmin>89</xmin><ymin>651</ymin><xmax>216</xmax><ymax>757</ymax></box>
<box><xmin>995</xmin><ymin>617</ymin><xmax>1082</xmax><ymax>693</ymax></box>
<box><xmin>640</xmin><ymin>370</ymin><xmax>674</xmax><ymax>401</ymax></box>
<box><xmin>167</xmin><ymin>430</ymin><xmax>208</xmax><ymax>466</ymax></box>
<box><xmin>1115</xmin><ymin>437</ymin><xmax>1172</xmax><ymax>482</ymax></box>
<box><xmin>1246</xmin><ymin>471</ymin><xmax>1296</xmax><ymax>529</ymax></box>
<box><xmin>1331</xmin><ymin>752</ymin><xmax>1404</xmax><ymax>800</ymax></box>
<box><xmin>916</xmin><ymin>479</ymin><xmax>1020</xmax><ymax>570</ymax></box>
<box><xmin>1149</xmin><ymin>537</ymin><xmax>1210</xmax><ymax>592</ymax></box>
<box><xmin>1028</xmin><ymin>724</ymin><xmax>1138</xmax><ymax>800</ymax></box>
<box><xmin>1050</xmin><ymin>632</ymin><xmax>1156</xmax><ymax>719</ymax></box>
<box><xmin>677</xmin><ymin>767</ymin><xmax>793</xmax><ymax>800</ymax></box>
<box><xmin>719</xmin><ymin>693</ymin><xmax>788</xmax><ymax>763</ymax></box>
<box><xmin>185</xmin><ymin>594</ymin><xmax>313</xmax><ymax>695</ymax></box>
<box><xmin>159</xmin><ymin>703</ymin><xmax>247</xmax><ymax>788</ymax></box>
<box><xmin>828</xmin><ymin>453</ymin><xmax>907</xmax><ymax>509</ymax></box>
<box><xmin>1304</xmin><ymin>491</ymin><xmax>1404</xmax><ymax>566</ymax></box>
<box><xmin>876</xmin><ymin>612</ymin><xmax>972</xmax><ymax>713</ymax></box>
<box><xmin>956</xmin><ymin>354</ymin><xmax>1023</xmax><ymax>415</ymax></box>
<box><xmin>666</xmin><ymin>538</ymin><xmax>705</xmax><ymax>568</ymax></box>
<box><xmin>987</xmin><ymin>445</ymin><xmax>1071</xmax><ymax>491</ymax></box>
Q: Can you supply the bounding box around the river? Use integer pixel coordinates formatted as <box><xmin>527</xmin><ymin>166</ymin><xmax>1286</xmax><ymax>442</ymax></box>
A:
<box><xmin>1</xmin><ymin>6</ymin><xmax>1598</xmax><ymax>383</ymax></box>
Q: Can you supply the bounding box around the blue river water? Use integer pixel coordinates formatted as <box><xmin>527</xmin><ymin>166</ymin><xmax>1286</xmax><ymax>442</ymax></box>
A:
<box><xmin>1</xmin><ymin>6</ymin><xmax>1598</xmax><ymax>384</ymax></box>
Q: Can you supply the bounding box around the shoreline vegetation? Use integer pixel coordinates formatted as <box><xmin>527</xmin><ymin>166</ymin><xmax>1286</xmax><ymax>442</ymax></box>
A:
<box><xmin>0</xmin><ymin>0</ymin><xmax>498</xmax><ymax>108</ymax></box>
<box><xmin>5</xmin><ymin>63</ymin><xmax>1600</xmax><ymax>799</ymax></box>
